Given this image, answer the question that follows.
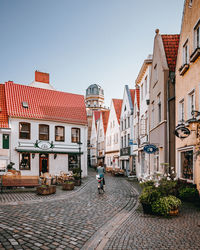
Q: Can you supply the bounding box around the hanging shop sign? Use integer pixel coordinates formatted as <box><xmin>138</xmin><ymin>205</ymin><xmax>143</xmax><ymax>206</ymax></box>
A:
<box><xmin>174</xmin><ymin>124</ymin><xmax>190</xmax><ymax>139</ymax></box>
<box><xmin>144</xmin><ymin>144</ymin><xmax>158</xmax><ymax>154</ymax></box>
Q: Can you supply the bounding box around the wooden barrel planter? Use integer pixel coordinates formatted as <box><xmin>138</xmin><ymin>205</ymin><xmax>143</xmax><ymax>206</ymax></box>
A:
<box><xmin>37</xmin><ymin>185</ymin><xmax>56</xmax><ymax>195</ymax></box>
<box><xmin>169</xmin><ymin>208</ymin><xmax>179</xmax><ymax>216</ymax></box>
<box><xmin>62</xmin><ymin>181</ymin><xmax>74</xmax><ymax>190</ymax></box>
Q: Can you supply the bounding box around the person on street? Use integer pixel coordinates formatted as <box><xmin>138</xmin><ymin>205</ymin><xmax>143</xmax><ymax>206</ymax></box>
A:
<box><xmin>97</xmin><ymin>162</ymin><xmax>105</xmax><ymax>187</ymax></box>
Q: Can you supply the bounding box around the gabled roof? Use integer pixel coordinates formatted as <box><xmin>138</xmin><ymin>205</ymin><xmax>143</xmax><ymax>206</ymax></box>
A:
<box><xmin>0</xmin><ymin>84</ymin><xmax>9</xmax><ymax>128</ymax></box>
<box><xmin>113</xmin><ymin>99</ymin><xmax>123</xmax><ymax>124</ymax></box>
<box><xmin>94</xmin><ymin>111</ymin><xmax>101</xmax><ymax>122</ymax></box>
<box><xmin>161</xmin><ymin>34</ymin><xmax>180</xmax><ymax>72</ymax></box>
<box><xmin>136</xmin><ymin>88</ymin><xmax>140</xmax><ymax>110</ymax></box>
<box><xmin>102</xmin><ymin>110</ymin><xmax>110</xmax><ymax>133</ymax></box>
<box><xmin>129</xmin><ymin>89</ymin><xmax>135</xmax><ymax>107</ymax></box>
<box><xmin>5</xmin><ymin>81</ymin><xmax>87</xmax><ymax>125</ymax></box>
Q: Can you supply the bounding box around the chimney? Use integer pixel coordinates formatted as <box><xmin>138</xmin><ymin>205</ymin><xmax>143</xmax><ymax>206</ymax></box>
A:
<box><xmin>35</xmin><ymin>71</ymin><xmax>49</xmax><ymax>84</ymax></box>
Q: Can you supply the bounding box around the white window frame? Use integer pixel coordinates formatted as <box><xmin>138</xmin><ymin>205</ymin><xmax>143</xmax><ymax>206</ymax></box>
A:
<box><xmin>183</xmin><ymin>40</ymin><xmax>189</xmax><ymax>65</ymax></box>
<box><xmin>145</xmin><ymin>76</ymin><xmax>148</xmax><ymax>96</ymax></box>
<box><xmin>178</xmin><ymin>98</ymin><xmax>184</xmax><ymax>122</ymax></box>
<box><xmin>188</xmin><ymin>89</ymin><xmax>195</xmax><ymax>119</ymax></box>
<box><xmin>194</xmin><ymin>19</ymin><xmax>200</xmax><ymax>50</ymax></box>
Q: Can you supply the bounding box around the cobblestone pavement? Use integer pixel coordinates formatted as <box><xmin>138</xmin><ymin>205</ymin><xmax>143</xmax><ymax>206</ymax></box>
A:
<box><xmin>0</xmin><ymin>170</ymin><xmax>200</xmax><ymax>250</ymax></box>
<box><xmin>0</xmin><ymin>170</ymin><xmax>137</xmax><ymax>250</ymax></box>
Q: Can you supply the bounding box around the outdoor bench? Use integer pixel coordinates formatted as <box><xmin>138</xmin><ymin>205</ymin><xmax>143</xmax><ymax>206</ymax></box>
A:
<box><xmin>1</xmin><ymin>175</ymin><xmax>39</xmax><ymax>192</ymax></box>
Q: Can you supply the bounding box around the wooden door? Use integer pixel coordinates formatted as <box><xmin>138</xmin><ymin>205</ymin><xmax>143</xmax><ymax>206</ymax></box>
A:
<box><xmin>39</xmin><ymin>154</ymin><xmax>49</xmax><ymax>175</ymax></box>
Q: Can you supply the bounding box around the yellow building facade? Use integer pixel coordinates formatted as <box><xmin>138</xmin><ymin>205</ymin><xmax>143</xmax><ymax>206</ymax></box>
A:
<box><xmin>175</xmin><ymin>0</ymin><xmax>200</xmax><ymax>191</ymax></box>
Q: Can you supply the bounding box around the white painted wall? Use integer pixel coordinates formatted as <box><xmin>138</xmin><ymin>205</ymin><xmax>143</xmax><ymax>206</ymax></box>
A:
<box><xmin>105</xmin><ymin>100</ymin><xmax>120</xmax><ymax>168</ymax></box>
<box><xmin>9</xmin><ymin>118</ymin><xmax>88</xmax><ymax>177</ymax></box>
<box><xmin>90</xmin><ymin>113</ymin><xmax>98</xmax><ymax>166</ymax></box>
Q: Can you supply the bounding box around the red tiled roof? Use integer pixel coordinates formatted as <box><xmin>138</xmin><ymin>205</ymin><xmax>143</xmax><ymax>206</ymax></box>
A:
<box><xmin>161</xmin><ymin>34</ymin><xmax>180</xmax><ymax>72</ymax></box>
<box><xmin>5</xmin><ymin>82</ymin><xmax>87</xmax><ymax>125</ymax></box>
<box><xmin>113</xmin><ymin>99</ymin><xmax>123</xmax><ymax>124</ymax></box>
<box><xmin>136</xmin><ymin>88</ymin><xmax>140</xmax><ymax>110</ymax></box>
<box><xmin>0</xmin><ymin>84</ymin><xmax>9</xmax><ymax>128</ymax></box>
<box><xmin>130</xmin><ymin>89</ymin><xmax>135</xmax><ymax>107</ymax></box>
<box><xmin>94</xmin><ymin>111</ymin><xmax>101</xmax><ymax>122</ymax></box>
<box><xmin>102</xmin><ymin>110</ymin><xmax>110</xmax><ymax>133</ymax></box>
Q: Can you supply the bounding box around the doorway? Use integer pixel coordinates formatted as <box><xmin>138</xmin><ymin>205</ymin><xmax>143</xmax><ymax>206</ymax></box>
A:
<box><xmin>39</xmin><ymin>154</ymin><xmax>49</xmax><ymax>175</ymax></box>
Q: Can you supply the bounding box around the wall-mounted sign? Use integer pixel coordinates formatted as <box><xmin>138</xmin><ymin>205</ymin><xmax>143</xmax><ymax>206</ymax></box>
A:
<box><xmin>144</xmin><ymin>144</ymin><xmax>158</xmax><ymax>154</ymax></box>
<box><xmin>35</xmin><ymin>141</ymin><xmax>53</xmax><ymax>150</ymax></box>
<box><xmin>175</xmin><ymin>124</ymin><xmax>190</xmax><ymax>139</ymax></box>
<box><xmin>129</xmin><ymin>139</ymin><xmax>137</xmax><ymax>145</ymax></box>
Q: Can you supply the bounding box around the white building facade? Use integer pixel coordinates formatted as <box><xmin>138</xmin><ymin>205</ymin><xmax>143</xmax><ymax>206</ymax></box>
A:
<box><xmin>105</xmin><ymin>99</ymin><xmax>122</xmax><ymax>169</ymax></box>
<box><xmin>135</xmin><ymin>55</ymin><xmax>152</xmax><ymax>178</ymax></box>
<box><xmin>3</xmin><ymin>71</ymin><xmax>88</xmax><ymax>177</ymax></box>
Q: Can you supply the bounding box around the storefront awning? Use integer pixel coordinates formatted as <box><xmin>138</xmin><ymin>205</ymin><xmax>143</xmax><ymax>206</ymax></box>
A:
<box><xmin>15</xmin><ymin>149</ymin><xmax>83</xmax><ymax>154</ymax></box>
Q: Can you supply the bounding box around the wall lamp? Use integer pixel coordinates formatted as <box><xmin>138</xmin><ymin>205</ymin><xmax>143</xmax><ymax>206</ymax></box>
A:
<box><xmin>32</xmin><ymin>153</ymin><xmax>35</xmax><ymax>159</ymax></box>
<box><xmin>54</xmin><ymin>154</ymin><xmax>57</xmax><ymax>159</ymax></box>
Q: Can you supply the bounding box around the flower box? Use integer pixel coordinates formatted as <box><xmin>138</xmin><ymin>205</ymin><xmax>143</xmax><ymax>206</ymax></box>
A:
<box><xmin>62</xmin><ymin>182</ymin><xmax>74</xmax><ymax>190</ymax></box>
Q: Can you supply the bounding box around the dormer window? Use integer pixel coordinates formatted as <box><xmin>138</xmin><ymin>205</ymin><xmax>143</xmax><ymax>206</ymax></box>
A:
<box><xmin>22</xmin><ymin>101</ymin><xmax>28</xmax><ymax>108</ymax></box>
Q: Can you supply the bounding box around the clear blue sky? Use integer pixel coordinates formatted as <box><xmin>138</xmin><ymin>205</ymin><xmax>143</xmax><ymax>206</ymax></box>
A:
<box><xmin>0</xmin><ymin>0</ymin><xmax>184</xmax><ymax>107</ymax></box>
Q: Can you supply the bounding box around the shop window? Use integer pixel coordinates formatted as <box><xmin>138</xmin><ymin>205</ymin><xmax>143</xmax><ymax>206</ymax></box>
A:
<box><xmin>19</xmin><ymin>122</ymin><xmax>31</xmax><ymax>139</ymax></box>
<box><xmin>55</xmin><ymin>126</ymin><xmax>65</xmax><ymax>142</ymax></box>
<box><xmin>3</xmin><ymin>134</ymin><xmax>9</xmax><ymax>149</ymax></box>
<box><xmin>19</xmin><ymin>153</ymin><xmax>31</xmax><ymax>170</ymax></box>
<box><xmin>71</xmin><ymin>128</ymin><xmax>80</xmax><ymax>143</ymax></box>
<box><xmin>68</xmin><ymin>154</ymin><xmax>78</xmax><ymax>170</ymax></box>
<box><xmin>180</xmin><ymin>150</ymin><xmax>193</xmax><ymax>180</ymax></box>
<box><xmin>39</xmin><ymin>124</ymin><xmax>49</xmax><ymax>141</ymax></box>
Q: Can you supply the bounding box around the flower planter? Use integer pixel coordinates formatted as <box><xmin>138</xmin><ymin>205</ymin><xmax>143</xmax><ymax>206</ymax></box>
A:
<box><xmin>37</xmin><ymin>185</ymin><xmax>56</xmax><ymax>195</ymax></box>
<box><xmin>62</xmin><ymin>182</ymin><xmax>74</xmax><ymax>190</ymax></box>
<box><xmin>74</xmin><ymin>179</ymin><xmax>81</xmax><ymax>186</ymax></box>
<box><xmin>169</xmin><ymin>208</ymin><xmax>179</xmax><ymax>216</ymax></box>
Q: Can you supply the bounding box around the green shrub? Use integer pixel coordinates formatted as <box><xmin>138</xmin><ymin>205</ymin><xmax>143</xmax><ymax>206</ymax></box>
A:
<box><xmin>158</xmin><ymin>179</ymin><xmax>178</xmax><ymax>196</ymax></box>
<box><xmin>139</xmin><ymin>186</ymin><xmax>161</xmax><ymax>205</ymax></box>
<box><xmin>140</xmin><ymin>180</ymin><xmax>155</xmax><ymax>189</ymax></box>
<box><xmin>179</xmin><ymin>187</ymin><xmax>199</xmax><ymax>202</ymax></box>
<box><xmin>152</xmin><ymin>195</ymin><xmax>181</xmax><ymax>216</ymax></box>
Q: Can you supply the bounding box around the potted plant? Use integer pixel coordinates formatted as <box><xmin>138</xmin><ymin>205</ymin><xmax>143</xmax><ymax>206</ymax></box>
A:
<box><xmin>62</xmin><ymin>180</ymin><xmax>75</xmax><ymax>190</ymax></box>
<box><xmin>37</xmin><ymin>184</ymin><xmax>56</xmax><ymax>195</ymax></box>
<box><xmin>152</xmin><ymin>195</ymin><xmax>181</xmax><ymax>216</ymax></box>
<box><xmin>139</xmin><ymin>186</ymin><xmax>161</xmax><ymax>214</ymax></box>
<box><xmin>72</xmin><ymin>167</ymin><xmax>82</xmax><ymax>186</ymax></box>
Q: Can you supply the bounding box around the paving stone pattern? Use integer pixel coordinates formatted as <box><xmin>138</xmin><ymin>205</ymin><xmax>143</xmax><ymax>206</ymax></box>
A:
<box><xmin>0</xmin><ymin>171</ymin><xmax>137</xmax><ymax>250</ymax></box>
<box><xmin>0</xmin><ymin>170</ymin><xmax>200</xmax><ymax>250</ymax></box>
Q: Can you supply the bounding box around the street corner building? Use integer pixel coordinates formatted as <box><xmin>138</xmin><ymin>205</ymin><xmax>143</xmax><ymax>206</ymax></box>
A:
<box><xmin>175</xmin><ymin>0</ymin><xmax>200</xmax><ymax>191</ymax></box>
<box><xmin>0</xmin><ymin>71</ymin><xmax>88</xmax><ymax>178</ymax></box>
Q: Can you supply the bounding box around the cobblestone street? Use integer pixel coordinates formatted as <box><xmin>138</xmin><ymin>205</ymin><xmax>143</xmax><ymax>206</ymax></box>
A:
<box><xmin>0</xmin><ymin>169</ymin><xmax>200</xmax><ymax>250</ymax></box>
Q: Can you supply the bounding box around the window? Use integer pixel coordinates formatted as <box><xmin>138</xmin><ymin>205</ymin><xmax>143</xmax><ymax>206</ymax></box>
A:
<box><xmin>145</xmin><ymin>111</ymin><xmax>148</xmax><ymax>135</ymax></box>
<box><xmin>55</xmin><ymin>126</ymin><xmax>65</xmax><ymax>141</ymax></box>
<box><xmin>154</xmin><ymin>64</ymin><xmax>158</xmax><ymax>83</ymax></box>
<box><xmin>71</xmin><ymin>128</ymin><xmax>80</xmax><ymax>143</ymax></box>
<box><xmin>124</xmin><ymin>135</ymin><xmax>126</xmax><ymax>147</ymax></box>
<box><xmin>158</xmin><ymin>94</ymin><xmax>161</xmax><ymax>123</ymax></box>
<box><xmin>128</xmin><ymin>117</ymin><xmax>130</xmax><ymax>128</ymax></box>
<box><xmin>19</xmin><ymin>122</ymin><xmax>31</xmax><ymax>139</ymax></box>
<box><xmin>39</xmin><ymin>125</ymin><xmax>49</xmax><ymax>141</ymax></box>
<box><xmin>188</xmin><ymin>90</ymin><xmax>195</xmax><ymax>119</ymax></box>
<box><xmin>121</xmin><ymin>136</ymin><xmax>123</xmax><ymax>148</ymax></box>
<box><xmin>183</xmin><ymin>41</ymin><xmax>189</xmax><ymax>65</ymax></box>
<box><xmin>180</xmin><ymin>150</ymin><xmax>193</xmax><ymax>180</ymax></box>
<box><xmin>19</xmin><ymin>153</ymin><xmax>31</xmax><ymax>170</ymax></box>
<box><xmin>145</xmin><ymin>76</ymin><xmax>148</xmax><ymax>96</ymax></box>
<box><xmin>100</xmin><ymin>129</ymin><xmax>103</xmax><ymax>137</ymax></box>
<box><xmin>151</xmin><ymin>102</ymin><xmax>155</xmax><ymax>128</ymax></box>
<box><xmin>189</xmin><ymin>0</ymin><xmax>193</xmax><ymax>8</ymax></box>
<box><xmin>128</xmin><ymin>134</ymin><xmax>130</xmax><ymax>146</ymax></box>
<box><xmin>154</xmin><ymin>151</ymin><xmax>159</xmax><ymax>172</ymax></box>
<box><xmin>113</xmin><ymin>120</ymin><xmax>115</xmax><ymax>128</ymax></box>
<box><xmin>194</xmin><ymin>20</ymin><xmax>200</xmax><ymax>49</ymax></box>
<box><xmin>3</xmin><ymin>134</ymin><xmax>9</xmax><ymax>149</ymax></box>
<box><xmin>179</xmin><ymin>99</ymin><xmax>184</xmax><ymax>122</ymax></box>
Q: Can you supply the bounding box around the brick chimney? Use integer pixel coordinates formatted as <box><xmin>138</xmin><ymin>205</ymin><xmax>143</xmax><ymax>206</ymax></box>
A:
<box><xmin>35</xmin><ymin>71</ymin><xmax>49</xmax><ymax>84</ymax></box>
